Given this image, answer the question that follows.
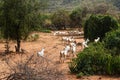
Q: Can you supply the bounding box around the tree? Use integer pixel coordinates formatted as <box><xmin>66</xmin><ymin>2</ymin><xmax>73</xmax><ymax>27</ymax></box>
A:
<box><xmin>51</xmin><ymin>10</ymin><xmax>70</xmax><ymax>30</ymax></box>
<box><xmin>1</xmin><ymin>0</ymin><xmax>45</xmax><ymax>52</ymax></box>
<box><xmin>70</xmin><ymin>7</ymin><xmax>87</xmax><ymax>28</ymax></box>
<box><xmin>84</xmin><ymin>15</ymin><xmax>119</xmax><ymax>41</ymax></box>
<box><xmin>104</xmin><ymin>29</ymin><xmax>120</xmax><ymax>56</ymax></box>
<box><xmin>0</xmin><ymin>0</ymin><xmax>4</xmax><ymax>27</ymax></box>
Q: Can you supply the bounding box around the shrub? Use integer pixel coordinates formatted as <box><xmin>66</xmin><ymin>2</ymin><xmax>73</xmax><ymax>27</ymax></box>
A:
<box><xmin>39</xmin><ymin>29</ymin><xmax>51</xmax><ymax>33</ymax></box>
<box><xmin>30</xmin><ymin>14</ymin><xmax>51</xmax><ymax>32</ymax></box>
<box><xmin>84</xmin><ymin>15</ymin><xmax>119</xmax><ymax>41</ymax></box>
<box><xmin>69</xmin><ymin>42</ymin><xmax>112</xmax><ymax>76</ymax></box>
<box><xmin>104</xmin><ymin>28</ymin><xmax>120</xmax><ymax>56</ymax></box>
<box><xmin>0</xmin><ymin>30</ymin><xmax>4</xmax><ymax>42</ymax></box>
<box><xmin>51</xmin><ymin>10</ymin><xmax>70</xmax><ymax>30</ymax></box>
<box><xmin>0</xmin><ymin>30</ymin><xmax>3</xmax><ymax>39</ymax></box>
<box><xmin>76</xmin><ymin>72</ymin><xmax>84</xmax><ymax>78</ymax></box>
<box><xmin>111</xmin><ymin>56</ymin><xmax>120</xmax><ymax>75</ymax></box>
<box><xmin>70</xmin><ymin>7</ymin><xmax>87</xmax><ymax>28</ymax></box>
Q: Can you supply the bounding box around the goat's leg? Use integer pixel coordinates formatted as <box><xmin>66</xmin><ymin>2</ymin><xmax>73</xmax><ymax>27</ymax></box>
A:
<box><xmin>60</xmin><ymin>53</ymin><xmax>65</xmax><ymax>63</ymax></box>
<box><xmin>73</xmin><ymin>53</ymin><xmax>76</xmax><ymax>57</ymax></box>
<box><xmin>59</xmin><ymin>53</ymin><xmax>62</xmax><ymax>63</ymax></box>
<box><xmin>62</xmin><ymin>54</ymin><xmax>66</xmax><ymax>63</ymax></box>
<box><xmin>64</xmin><ymin>54</ymin><xmax>67</xmax><ymax>60</ymax></box>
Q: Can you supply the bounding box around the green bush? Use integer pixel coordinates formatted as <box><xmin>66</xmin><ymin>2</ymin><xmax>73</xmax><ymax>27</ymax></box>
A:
<box><xmin>76</xmin><ymin>72</ymin><xmax>84</xmax><ymax>78</ymax></box>
<box><xmin>70</xmin><ymin>8</ymin><xmax>87</xmax><ymax>28</ymax></box>
<box><xmin>69</xmin><ymin>41</ymin><xmax>120</xmax><ymax>76</ymax></box>
<box><xmin>34</xmin><ymin>27</ymin><xmax>51</xmax><ymax>33</ymax></box>
<box><xmin>70</xmin><ymin>24</ymin><xmax>120</xmax><ymax>76</ymax></box>
<box><xmin>104</xmin><ymin>28</ymin><xmax>120</xmax><ymax>56</ymax></box>
<box><xmin>84</xmin><ymin>15</ymin><xmax>119</xmax><ymax>41</ymax></box>
<box><xmin>69</xmin><ymin>42</ymin><xmax>112</xmax><ymax>76</ymax></box>
<box><xmin>0</xmin><ymin>32</ymin><xmax>3</xmax><ymax>39</ymax></box>
<box><xmin>0</xmin><ymin>30</ymin><xmax>4</xmax><ymax>42</ymax></box>
<box><xmin>111</xmin><ymin>56</ymin><xmax>120</xmax><ymax>75</ymax></box>
<box><xmin>51</xmin><ymin>10</ymin><xmax>70</xmax><ymax>30</ymax></box>
<box><xmin>39</xmin><ymin>29</ymin><xmax>51</xmax><ymax>33</ymax></box>
<box><xmin>30</xmin><ymin>14</ymin><xmax>51</xmax><ymax>32</ymax></box>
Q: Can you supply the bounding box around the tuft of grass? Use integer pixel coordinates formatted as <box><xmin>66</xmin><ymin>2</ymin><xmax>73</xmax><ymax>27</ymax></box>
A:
<box><xmin>27</xmin><ymin>34</ymin><xmax>39</xmax><ymax>41</ymax></box>
<box><xmin>76</xmin><ymin>72</ymin><xmax>84</xmax><ymax>78</ymax></box>
<box><xmin>40</xmin><ymin>29</ymin><xmax>51</xmax><ymax>33</ymax></box>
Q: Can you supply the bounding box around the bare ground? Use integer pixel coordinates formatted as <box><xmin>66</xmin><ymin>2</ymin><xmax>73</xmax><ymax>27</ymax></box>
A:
<box><xmin>0</xmin><ymin>32</ymin><xmax>120</xmax><ymax>80</ymax></box>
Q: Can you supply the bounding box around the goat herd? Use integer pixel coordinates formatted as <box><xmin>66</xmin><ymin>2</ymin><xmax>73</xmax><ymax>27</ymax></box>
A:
<box><xmin>37</xmin><ymin>30</ymin><xmax>100</xmax><ymax>63</ymax></box>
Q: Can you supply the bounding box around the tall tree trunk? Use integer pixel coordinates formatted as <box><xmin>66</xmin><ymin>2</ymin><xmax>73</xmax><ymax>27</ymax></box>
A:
<box><xmin>16</xmin><ymin>39</ymin><xmax>21</xmax><ymax>52</ymax></box>
<box><xmin>15</xmin><ymin>25</ymin><xmax>21</xmax><ymax>53</ymax></box>
<box><xmin>63</xmin><ymin>24</ymin><xmax>66</xmax><ymax>30</ymax></box>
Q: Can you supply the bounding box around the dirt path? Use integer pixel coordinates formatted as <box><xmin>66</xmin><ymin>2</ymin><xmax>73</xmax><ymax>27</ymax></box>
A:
<box><xmin>0</xmin><ymin>32</ymin><xmax>120</xmax><ymax>80</ymax></box>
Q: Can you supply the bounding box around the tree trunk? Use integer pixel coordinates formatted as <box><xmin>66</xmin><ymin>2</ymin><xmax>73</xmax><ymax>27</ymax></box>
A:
<box><xmin>5</xmin><ymin>39</ymin><xmax>10</xmax><ymax>54</ymax></box>
<box><xmin>16</xmin><ymin>39</ymin><xmax>21</xmax><ymax>52</ymax></box>
<box><xmin>15</xmin><ymin>24</ymin><xmax>21</xmax><ymax>53</ymax></box>
<box><xmin>63</xmin><ymin>25</ymin><xmax>66</xmax><ymax>30</ymax></box>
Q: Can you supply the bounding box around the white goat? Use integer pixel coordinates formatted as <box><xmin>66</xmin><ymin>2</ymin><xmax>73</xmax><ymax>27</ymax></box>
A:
<box><xmin>71</xmin><ymin>46</ymin><xmax>76</xmax><ymax>55</ymax></box>
<box><xmin>82</xmin><ymin>39</ymin><xmax>89</xmax><ymax>48</ymax></box>
<box><xmin>60</xmin><ymin>49</ymin><xmax>68</xmax><ymax>63</ymax></box>
<box><xmin>53</xmin><ymin>31</ymin><xmax>59</xmax><ymax>36</ymax></box>
<box><xmin>37</xmin><ymin>48</ymin><xmax>45</xmax><ymax>57</ymax></box>
<box><xmin>59</xmin><ymin>32</ymin><xmax>66</xmax><ymax>35</ymax></box>
<box><xmin>59</xmin><ymin>45</ymin><xmax>71</xmax><ymax>63</ymax></box>
<box><xmin>62</xmin><ymin>36</ymin><xmax>74</xmax><ymax>43</ymax></box>
<box><xmin>64</xmin><ymin>45</ymin><xmax>71</xmax><ymax>53</ymax></box>
<box><xmin>94</xmin><ymin>37</ymin><xmax>100</xmax><ymax>43</ymax></box>
<box><xmin>54</xmin><ymin>31</ymin><xmax>66</xmax><ymax>36</ymax></box>
<box><xmin>68</xmin><ymin>37</ymin><xmax>74</xmax><ymax>42</ymax></box>
<box><xmin>60</xmin><ymin>50</ymin><xmax>65</xmax><ymax>63</ymax></box>
<box><xmin>62</xmin><ymin>37</ymin><xmax>68</xmax><ymax>41</ymax></box>
<box><xmin>70</xmin><ymin>42</ymin><xmax>77</xmax><ymax>57</ymax></box>
<box><xmin>78</xmin><ymin>31</ymin><xmax>82</xmax><ymax>35</ymax></box>
<box><xmin>70</xmin><ymin>42</ymin><xmax>76</xmax><ymax>47</ymax></box>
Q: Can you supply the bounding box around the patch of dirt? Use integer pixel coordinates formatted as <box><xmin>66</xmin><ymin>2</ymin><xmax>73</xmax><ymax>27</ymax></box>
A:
<box><xmin>0</xmin><ymin>32</ymin><xmax>120</xmax><ymax>80</ymax></box>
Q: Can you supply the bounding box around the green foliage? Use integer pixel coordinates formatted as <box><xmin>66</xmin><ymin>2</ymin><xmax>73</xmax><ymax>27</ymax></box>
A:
<box><xmin>1</xmin><ymin>0</ymin><xmax>41</xmax><ymax>39</ymax></box>
<box><xmin>0</xmin><ymin>29</ymin><xmax>4</xmax><ymax>42</ymax></box>
<box><xmin>104</xmin><ymin>28</ymin><xmax>120</xmax><ymax>56</ymax></box>
<box><xmin>39</xmin><ymin>28</ymin><xmax>51</xmax><ymax>33</ymax></box>
<box><xmin>69</xmin><ymin>41</ymin><xmax>120</xmax><ymax>76</ymax></box>
<box><xmin>69</xmin><ymin>43</ymin><xmax>112</xmax><ymax>75</ymax></box>
<box><xmin>51</xmin><ymin>10</ymin><xmax>70</xmax><ymax>30</ymax></box>
<box><xmin>0</xmin><ymin>0</ymin><xmax>46</xmax><ymax>52</ymax></box>
<box><xmin>0</xmin><ymin>29</ymin><xmax>3</xmax><ymax>39</ymax></box>
<box><xmin>76</xmin><ymin>72</ymin><xmax>84</xmax><ymax>78</ymax></box>
<box><xmin>31</xmin><ymin>14</ymin><xmax>51</xmax><ymax>31</ymax></box>
<box><xmin>70</xmin><ymin>7</ymin><xmax>87</xmax><ymax>28</ymax></box>
<box><xmin>84</xmin><ymin>15</ymin><xmax>119</xmax><ymax>41</ymax></box>
<box><xmin>111</xmin><ymin>56</ymin><xmax>120</xmax><ymax>74</ymax></box>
